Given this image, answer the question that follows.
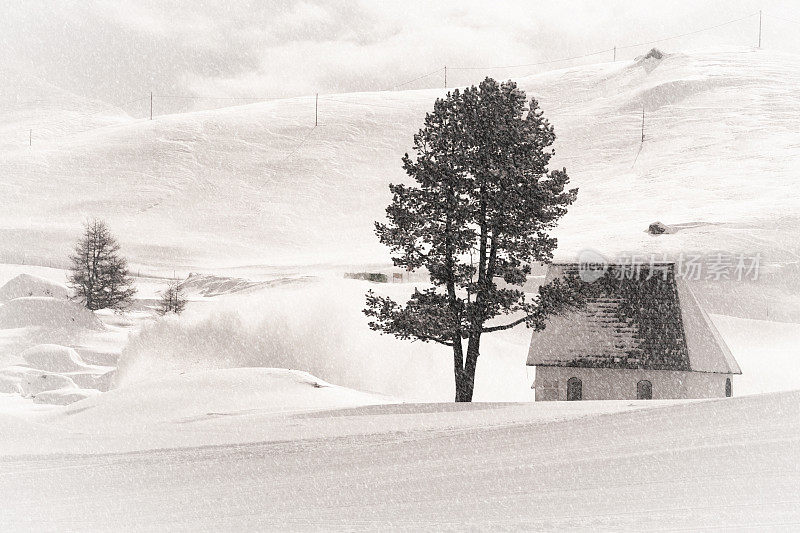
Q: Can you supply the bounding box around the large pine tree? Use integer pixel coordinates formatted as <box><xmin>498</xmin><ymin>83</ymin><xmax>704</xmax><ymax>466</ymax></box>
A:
<box><xmin>68</xmin><ymin>219</ymin><xmax>137</xmax><ymax>311</ymax></box>
<box><xmin>364</xmin><ymin>78</ymin><xmax>583</xmax><ymax>402</ymax></box>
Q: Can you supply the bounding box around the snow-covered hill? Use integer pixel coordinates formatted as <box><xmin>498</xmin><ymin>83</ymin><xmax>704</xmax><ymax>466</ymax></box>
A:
<box><xmin>0</xmin><ymin>67</ymin><xmax>133</xmax><ymax>151</ymax></box>
<box><xmin>3</xmin><ymin>48</ymin><xmax>800</xmax><ymax>274</ymax></box>
<box><xmin>1</xmin><ymin>385</ymin><xmax>797</xmax><ymax>529</ymax></box>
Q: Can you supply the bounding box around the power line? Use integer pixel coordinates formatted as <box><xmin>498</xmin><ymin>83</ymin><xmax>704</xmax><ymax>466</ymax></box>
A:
<box><xmin>448</xmin><ymin>12</ymin><xmax>759</xmax><ymax>71</ymax></box>
<box><xmin>12</xmin><ymin>95</ymin><xmax>151</xmax><ymax>144</ymax></box>
<box><xmin>75</xmin><ymin>96</ymin><xmax>150</xmax><ymax>119</ymax></box>
<box><xmin>152</xmin><ymin>94</ymin><xmax>314</xmax><ymax>101</ymax></box>
<box><xmin>0</xmin><ymin>98</ymin><xmax>53</xmax><ymax>111</ymax></box>
<box><xmin>117</xmin><ymin>96</ymin><xmax>150</xmax><ymax>108</ymax></box>
<box><xmin>449</xmin><ymin>48</ymin><xmax>613</xmax><ymax>71</ymax></box>
<box><xmin>248</xmin><ymin>125</ymin><xmax>319</xmax><ymax>205</ymax></box>
<box><xmin>392</xmin><ymin>67</ymin><xmax>445</xmax><ymax>90</ymax></box>
<box><xmin>278</xmin><ymin>125</ymin><xmax>317</xmax><ymax>164</ymax></box>
<box><xmin>319</xmin><ymin>97</ymin><xmax>415</xmax><ymax>111</ymax></box>
<box><xmin>763</xmin><ymin>13</ymin><xmax>800</xmax><ymax>26</ymax></box>
<box><xmin>1</xmin><ymin>95</ymin><xmax>148</xmax><ymax>114</ymax></box>
<box><xmin>616</xmin><ymin>12</ymin><xmax>759</xmax><ymax>50</ymax></box>
<box><xmin>3</xmin><ymin>10</ymin><xmax>770</xmax><ymax>142</ymax></box>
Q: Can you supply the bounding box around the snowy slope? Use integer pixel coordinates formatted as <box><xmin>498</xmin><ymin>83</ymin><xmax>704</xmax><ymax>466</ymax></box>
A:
<box><xmin>1</xmin><ymin>388</ymin><xmax>797</xmax><ymax>529</ymax></box>
<box><xmin>0</xmin><ymin>67</ymin><xmax>133</xmax><ymax>151</ymax></box>
<box><xmin>3</xmin><ymin>48</ymin><xmax>800</xmax><ymax>272</ymax></box>
<box><xmin>0</xmin><ymin>366</ymin><xmax>659</xmax><ymax>456</ymax></box>
<box><xmin>711</xmin><ymin>313</ymin><xmax>800</xmax><ymax>394</ymax></box>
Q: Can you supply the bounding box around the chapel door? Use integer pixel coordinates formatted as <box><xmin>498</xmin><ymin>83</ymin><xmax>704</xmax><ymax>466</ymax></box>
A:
<box><xmin>637</xmin><ymin>380</ymin><xmax>652</xmax><ymax>400</ymax></box>
<box><xmin>567</xmin><ymin>377</ymin><xmax>582</xmax><ymax>401</ymax></box>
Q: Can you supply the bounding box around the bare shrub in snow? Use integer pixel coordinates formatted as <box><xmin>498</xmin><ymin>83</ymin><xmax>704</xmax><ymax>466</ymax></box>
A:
<box><xmin>156</xmin><ymin>280</ymin><xmax>188</xmax><ymax>316</ymax></box>
<box><xmin>68</xmin><ymin>219</ymin><xmax>136</xmax><ymax>311</ymax></box>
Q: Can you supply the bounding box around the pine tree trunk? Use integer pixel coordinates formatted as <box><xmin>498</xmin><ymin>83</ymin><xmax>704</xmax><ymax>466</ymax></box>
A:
<box><xmin>455</xmin><ymin>370</ymin><xmax>473</xmax><ymax>402</ymax></box>
<box><xmin>458</xmin><ymin>333</ymin><xmax>481</xmax><ymax>402</ymax></box>
<box><xmin>453</xmin><ymin>334</ymin><xmax>480</xmax><ymax>402</ymax></box>
<box><xmin>453</xmin><ymin>335</ymin><xmax>475</xmax><ymax>402</ymax></box>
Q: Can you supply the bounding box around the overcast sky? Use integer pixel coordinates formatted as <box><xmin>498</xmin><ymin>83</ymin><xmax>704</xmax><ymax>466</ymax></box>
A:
<box><xmin>4</xmin><ymin>0</ymin><xmax>800</xmax><ymax>115</ymax></box>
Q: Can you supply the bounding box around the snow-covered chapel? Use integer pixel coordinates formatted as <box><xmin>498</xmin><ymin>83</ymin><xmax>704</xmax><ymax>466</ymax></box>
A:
<box><xmin>527</xmin><ymin>262</ymin><xmax>741</xmax><ymax>401</ymax></box>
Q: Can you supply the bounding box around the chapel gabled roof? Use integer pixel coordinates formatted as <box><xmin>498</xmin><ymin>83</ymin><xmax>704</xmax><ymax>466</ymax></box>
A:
<box><xmin>526</xmin><ymin>263</ymin><xmax>741</xmax><ymax>374</ymax></box>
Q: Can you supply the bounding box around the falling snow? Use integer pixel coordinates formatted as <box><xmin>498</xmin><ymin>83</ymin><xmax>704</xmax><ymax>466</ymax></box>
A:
<box><xmin>2</xmin><ymin>4</ymin><xmax>800</xmax><ymax>529</ymax></box>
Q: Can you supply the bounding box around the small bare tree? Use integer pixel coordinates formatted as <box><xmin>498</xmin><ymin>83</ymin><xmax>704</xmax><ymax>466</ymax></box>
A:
<box><xmin>156</xmin><ymin>280</ymin><xmax>188</xmax><ymax>316</ymax></box>
<box><xmin>68</xmin><ymin>219</ymin><xmax>136</xmax><ymax>311</ymax></box>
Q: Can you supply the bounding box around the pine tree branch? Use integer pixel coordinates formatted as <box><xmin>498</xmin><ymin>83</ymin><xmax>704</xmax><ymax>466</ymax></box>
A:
<box><xmin>414</xmin><ymin>335</ymin><xmax>454</xmax><ymax>347</ymax></box>
<box><xmin>481</xmin><ymin>316</ymin><xmax>528</xmax><ymax>333</ymax></box>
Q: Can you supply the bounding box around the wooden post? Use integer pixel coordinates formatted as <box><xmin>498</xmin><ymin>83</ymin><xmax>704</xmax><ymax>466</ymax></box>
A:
<box><xmin>613</xmin><ymin>46</ymin><xmax>616</xmax><ymax>61</ymax></box>
<box><xmin>641</xmin><ymin>106</ymin><xmax>645</xmax><ymax>143</ymax></box>
<box><xmin>444</xmin><ymin>66</ymin><xmax>447</xmax><ymax>88</ymax></box>
<box><xmin>150</xmin><ymin>91</ymin><xmax>153</xmax><ymax>120</ymax></box>
<box><xmin>758</xmin><ymin>10</ymin><xmax>762</xmax><ymax>48</ymax></box>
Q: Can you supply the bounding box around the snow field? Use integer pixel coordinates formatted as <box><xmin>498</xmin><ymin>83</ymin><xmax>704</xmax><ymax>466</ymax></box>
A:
<box><xmin>0</xmin><ymin>387</ymin><xmax>797</xmax><ymax>529</ymax></box>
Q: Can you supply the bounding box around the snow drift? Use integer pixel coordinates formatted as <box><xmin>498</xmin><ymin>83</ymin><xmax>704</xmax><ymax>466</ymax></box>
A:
<box><xmin>60</xmin><ymin>367</ymin><xmax>390</xmax><ymax>432</ymax></box>
<box><xmin>116</xmin><ymin>279</ymin><xmax>534</xmax><ymax>402</ymax></box>
<box><xmin>32</xmin><ymin>388</ymin><xmax>100</xmax><ymax>406</ymax></box>
<box><xmin>0</xmin><ymin>362</ymin><xmax>109</xmax><ymax>403</ymax></box>
<box><xmin>0</xmin><ymin>365</ymin><xmax>77</xmax><ymax>396</ymax></box>
<box><xmin>0</xmin><ymin>297</ymin><xmax>104</xmax><ymax>331</ymax></box>
<box><xmin>0</xmin><ymin>273</ymin><xmax>69</xmax><ymax>301</ymax></box>
<box><xmin>21</xmin><ymin>344</ymin><xmax>95</xmax><ymax>373</ymax></box>
<box><xmin>17</xmin><ymin>343</ymin><xmax>115</xmax><ymax>393</ymax></box>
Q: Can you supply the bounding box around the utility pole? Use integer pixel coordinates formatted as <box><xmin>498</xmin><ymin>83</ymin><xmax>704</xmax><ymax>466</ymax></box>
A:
<box><xmin>315</xmin><ymin>93</ymin><xmax>318</xmax><ymax>126</ymax></box>
<box><xmin>150</xmin><ymin>91</ymin><xmax>153</xmax><ymax>120</ymax></box>
<box><xmin>641</xmin><ymin>106</ymin><xmax>645</xmax><ymax>143</ymax></box>
<box><xmin>444</xmin><ymin>66</ymin><xmax>447</xmax><ymax>89</ymax></box>
<box><xmin>758</xmin><ymin>10</ymin><xmax>762</xmax><ymax>48</ymax></box>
